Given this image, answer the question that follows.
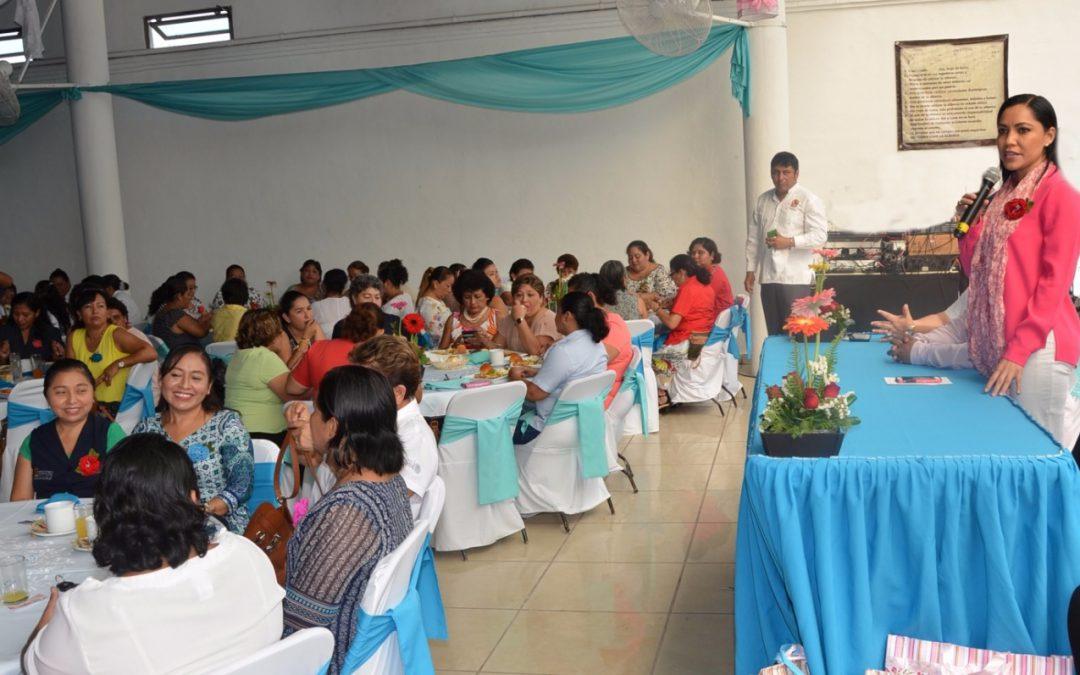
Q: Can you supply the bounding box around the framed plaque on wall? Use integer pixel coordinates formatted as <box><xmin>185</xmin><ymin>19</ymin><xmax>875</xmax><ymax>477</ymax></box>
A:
<box><xmin>895</xmin><ymin>34</ymin><xmax>1008</xmax><ymax>151</ymax></box>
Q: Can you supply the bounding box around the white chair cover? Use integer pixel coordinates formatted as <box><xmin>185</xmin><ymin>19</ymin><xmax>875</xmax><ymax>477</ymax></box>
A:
<box><xmin>605</xmin><ymin>349</ymin><xmax>642</xmax><ymax>473</ymax></box>
<box><xmin>207</xmin><ymin>341</ymin><xmax>238</xmax><ymax>360</ymax></box>
<box><xmin>115</xmin><ymin>360</ymin><xmax>159</xmax><ymax>433</ymax></box>
<box><xmin>621</xmin><ymin>319</ymin><xmax>660</xmax><ymax>436</ymax></box>
<box><xmin>514</xmin><ymin>371</ymin><xmax>614</xmax><ymax>517</ymax></box>
<box><xmin>431</xmin><ymin>382</ymin><xmax>526</xmax><ymax>553</ymax></box>
<box><xmin>417</xmin><ymin>475</ymin><xmax>445</xmax><ymax>533</ymax></box>
<box><xmin>207</xmin><ymin>627</ymin><xmax>334</xmax><ymax>675</ymax></box>
<box><xmin>1</xmin><ymin>378</ymin><xmax>46</xmax><ymax>502</ymax></box>
<box><xmin>354</xmin><ymin>518</ymin><xmax>432</xmax><ymax>675</ymax></box>
<box><xmin>667</xmin><ymin>306</ymin><xmax>740</xmax><ymax>405</ymax></box>
<box><xmin>251</xmin><ymin>439</ymin><xmax>280</xmax><ymax>465</ymax></box>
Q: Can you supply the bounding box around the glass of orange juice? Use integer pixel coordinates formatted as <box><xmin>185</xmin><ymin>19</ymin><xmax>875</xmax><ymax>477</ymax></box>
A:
<box><xmin>75</xmin><ymin>504</ymin><xmax>93</xmax><ymax>542</ymax></box>
<box><xmin>1</xmin><ymin>555</ymin><xmax>28</xmax><ymax>605</ymax></box>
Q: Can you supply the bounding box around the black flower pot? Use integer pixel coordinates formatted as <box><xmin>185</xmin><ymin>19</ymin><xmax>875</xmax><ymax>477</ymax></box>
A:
<box><xmin>761</xmin><ymin>430</ymin><xmax>845</xmax><ymax>457</ymax></box>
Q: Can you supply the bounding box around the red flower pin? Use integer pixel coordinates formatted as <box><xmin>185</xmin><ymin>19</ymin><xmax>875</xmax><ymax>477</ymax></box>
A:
<box><xmin>1003</xmin><ymin>198</ymin><xmax>1033</xmax><ymax>221</ymax></box>
<box><xmin>401</xmin><ymin>313</ymin><xmax>425</xmax><ymax>335</ymax></box>
<box><xmin>31</xmin><ymin>339</ymin><xmax>43</xmax><ymax>349</ymax></box>
<box><xmin>790</xmin><ymin>199</ymin><xmax>800</xmax><ymax>207</ymax></box>
<box><xmin>77</xmin><ymin>450</ymin><xmax>101</xmax><ymax>477</ymax></box>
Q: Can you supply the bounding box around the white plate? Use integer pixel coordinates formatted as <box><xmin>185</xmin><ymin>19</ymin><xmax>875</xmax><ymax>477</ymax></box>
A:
<box><xmin>30</xmin><ymin>519</ymin><xmax>76</xmax><ymax>538</ymax></box>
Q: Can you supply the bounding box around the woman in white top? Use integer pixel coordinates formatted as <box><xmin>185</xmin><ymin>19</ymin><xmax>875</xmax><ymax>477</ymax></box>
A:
<box><xmin>23</xmin><ymin>433</ymin><xmax>283</xmax><ymax>675</ymax></box>
<box><xmin>508</xmin><ymin>292</ymin><xmax>609</xmax><ymax>445</ymax></box>
<box><xmin>378</xmin><ymin>259</ymin><xmax>415</xmax><ymax>318</ymax></box>
<box><xmin>311</xmin><ymin>268</ymin><xmax>353</xmax><ymax>338</ymax></box>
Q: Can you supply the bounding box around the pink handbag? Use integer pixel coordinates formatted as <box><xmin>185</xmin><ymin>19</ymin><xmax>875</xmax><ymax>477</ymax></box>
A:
<box><xmin>879</xmin><ymin>634</ymin><xmax>1073</xmax><ymax>675</ymax></box>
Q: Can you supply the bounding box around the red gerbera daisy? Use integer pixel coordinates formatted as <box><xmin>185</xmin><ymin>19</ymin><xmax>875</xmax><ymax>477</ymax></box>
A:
<box><xmin>401</xmin><ymin>313</ymin><xmax>425</xmax><ymax>335</ymax></box>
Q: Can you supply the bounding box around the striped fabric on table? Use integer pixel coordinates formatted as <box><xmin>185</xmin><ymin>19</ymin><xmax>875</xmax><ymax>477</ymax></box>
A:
<box><xmin>878</xmin><ymin>634</ymin><xmax>1073</xmax><ymax>675</ymax></box>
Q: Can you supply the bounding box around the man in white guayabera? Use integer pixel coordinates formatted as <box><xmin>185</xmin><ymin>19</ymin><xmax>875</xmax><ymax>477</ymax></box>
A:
<box><xmin>744</xmin><ymin>151</ymin><xmax>829</xmax><ymax>335</ymax></box>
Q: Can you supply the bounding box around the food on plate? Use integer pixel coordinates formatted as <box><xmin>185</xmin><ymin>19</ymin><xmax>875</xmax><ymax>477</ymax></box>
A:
<box><xmin>432</xmin><ymin>355</ymin><xmax>468</xmax><ymax>370</ymax></box>
<box><xmin>453</xmin><ymin>344</ymin><xmax>469</xmax><ymax>355</ymax></box>
<box><xmin>474</xmin><ymin>364</ymin><xmax>509</xmax><ymax>380</ymax></box>
<box><xmin>507</xmin><ymin>352</ymin><xmax>541</xmax><ymax>367</ymax></box>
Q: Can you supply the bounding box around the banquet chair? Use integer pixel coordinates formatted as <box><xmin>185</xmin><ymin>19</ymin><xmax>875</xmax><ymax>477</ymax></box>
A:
<box><xmin>604</xmin><ymin>348</ymin><xmax>643</xmax><ymax>493</ymax></box>
<box><xmin>115</xmin><ymin>360</ymin><xmax>158</xmax><ymax>433</ymax></box>
<box><xmin>514</xmin><ymin>371</ymin><xmax>615</xmax><ymax>531</ymax></box>
<box><xmin>666</xmin><ymin>297</ymin><xmax>750</xmax><ymax>413</ymax></box>
<box><xmin>418</xmin><ymin>475</ymin><xmax>445</xmax><ymax>533</ymax></box>
<box><xmin>247</xmin><ymin>439</ymin><xmax>282</xmax><ymax>514</ymax></box>
<box><xmin>431</xmin><ymin>382</ymin><xmax>528</xmax><ymax>556</ymax></box>
<box><xmin>148</xmin><ymin>335</ymin><xmax>169</xmax><ymax>362</ymax></box>
<box><xmin>621</xmin><ymin>319</ymin><xmax>661</xmax><ymax>436</ymax></box>
<box><xmin>351</xmin><ymin>518</ymin><xmax>434</xmax><ymax>675</ymax></box>
<box><xmin>206</xmin><ymin>340</ymin><xmax>238</xmax><ymax>363</ymax></box>
<box><xmin>207</xmin><ymin>627</ymin><xmax>334</xmax><ymax>675</ymax></box>
<box><xmin>0</xmin><ymin>378</ymin><xmax>48</xmax><ymax>503</ymax></box>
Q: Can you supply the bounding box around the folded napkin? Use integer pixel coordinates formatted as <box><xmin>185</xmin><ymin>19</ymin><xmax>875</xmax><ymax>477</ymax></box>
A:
<box><xmin>424</xmin><ymin>377</ymin><xmax>474</xmax><ymax>391</ymax></box>
<box><xmin>467</xmin><ymin>350</ymin><xmax>490</xmax><ymax>365</ymax></box>
<box><xmin>36</xmin><ymin>492</ymin><xmax>80</xmax><ymax>513</ymax></box>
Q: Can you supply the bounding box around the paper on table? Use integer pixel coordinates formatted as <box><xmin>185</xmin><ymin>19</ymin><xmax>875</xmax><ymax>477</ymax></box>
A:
<box><xmin>884</xmin><ymin>377</ymin><xmax>952</xmax><ymax>385</ymax></box>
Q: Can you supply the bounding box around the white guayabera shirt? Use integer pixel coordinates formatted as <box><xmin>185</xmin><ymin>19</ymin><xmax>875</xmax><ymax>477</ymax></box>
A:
<box><xmin>746</xmin><ymin>183</ymin><xmax>829</xmax><ymax>285</ymax></box>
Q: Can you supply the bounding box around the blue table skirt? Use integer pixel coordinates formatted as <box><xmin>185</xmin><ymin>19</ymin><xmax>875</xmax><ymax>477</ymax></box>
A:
<box><xmin>735</xmin><ymin>338</ymin><xmax>1080</xmax><ymax>674</ymax></box>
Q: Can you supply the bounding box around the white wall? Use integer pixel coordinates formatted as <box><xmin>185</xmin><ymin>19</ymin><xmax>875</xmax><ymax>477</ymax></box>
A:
<box><xmin>1</xmin><ymin>7</ymin><xmax>747</xmax><ymax>306</ymax></box>
<box><xmin>786</xmin><ymin>0</ymin><xmax>1080</xmax><ymax>232</ymax></box>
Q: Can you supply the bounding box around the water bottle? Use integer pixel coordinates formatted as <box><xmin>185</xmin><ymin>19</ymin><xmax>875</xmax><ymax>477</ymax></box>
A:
<box><xmin>9</xmin><ymin>351</ymin><xmax>22</xmax><ymax>383</ymax></box>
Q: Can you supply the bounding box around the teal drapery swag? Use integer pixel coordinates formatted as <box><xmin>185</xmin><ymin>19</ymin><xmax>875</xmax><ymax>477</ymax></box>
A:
<box><xmin>2</xmin><ymin>25</ymin><xmax>748</xmax><ymax>145</ymax></box>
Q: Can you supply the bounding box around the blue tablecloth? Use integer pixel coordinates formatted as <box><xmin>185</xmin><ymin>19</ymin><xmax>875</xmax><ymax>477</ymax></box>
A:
<box><xmin>735</xmin><ymin>337</ymin><xmax>1080</xmax><ymax>675</ymax></box>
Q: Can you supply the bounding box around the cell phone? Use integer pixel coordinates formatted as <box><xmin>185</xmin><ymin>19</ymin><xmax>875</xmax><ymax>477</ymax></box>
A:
<box><xmin>895</xmin><ymin>376</ymin><xmax>943</xmax><ymax>384</ymax></box>
<box><xmin>56</xmin><ymin>580</ymin><xmax>78</xmax><ymax>592</ymax></box>
<box><xmin>849</xmin><ymin>332</ymin><xmax>871</xmax><ymax>342</ymax></box>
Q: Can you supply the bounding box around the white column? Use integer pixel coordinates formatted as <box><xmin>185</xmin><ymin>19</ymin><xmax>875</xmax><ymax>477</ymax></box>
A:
<box><xmin>62</xmin><ymin>0</ymin><xmax>129</xmax><ymax>280</ymax></box>
<box><xmin>741</xmin><ymin>0</ymin><xmax>790</xmax><ymax>373</ymax></box>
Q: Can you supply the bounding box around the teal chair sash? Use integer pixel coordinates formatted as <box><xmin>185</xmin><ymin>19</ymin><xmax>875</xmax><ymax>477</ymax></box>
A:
<box><xmin>440</xmin><ymin>399</ymin><xmax>524</xmax><ymax>505</ymax></box>
<box><xmin>118</xmin><ymin>378</ymin><xmax>155</xmax><ymax>418</ymax></box>
<box><xmin>617</xmin><ymin>360</ymin><xmax>650</xmax><ymax>438</ymax></box>
<box><xmin>705</xmin><ymin>303</ymin><xmax>749</xmax><ymax>359</ymax></box>
<box><xmin>7</xmin><ymin>400</ymin><xmax>55</xmax><ymax>427</ymax></box>
<box><xmin>327</xmin><ymin>534</ymin><xmax>448</xmax><ymax>675</ymax></box>
<box><xmin>546</xmin><ymin>391</ymin><xmax>609</xmax><ymax>479</ymax></box>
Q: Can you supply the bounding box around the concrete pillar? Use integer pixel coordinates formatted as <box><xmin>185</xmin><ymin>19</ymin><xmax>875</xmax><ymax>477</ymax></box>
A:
<box><xmin>62</xmin><ymin>0</ymin><xmax>129</xmax><ymax>280</ymax></box>
<box><xmin>741</xmin><ymin>0</ymin><xmax>790</xmax><ymax>373</ymax></box>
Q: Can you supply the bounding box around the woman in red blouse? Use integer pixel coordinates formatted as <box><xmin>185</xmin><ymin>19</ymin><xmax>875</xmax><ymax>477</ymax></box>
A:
<box><xmin>646</xmin><ymin>254</ymin><xmax>717</xmax><ymax>350</ymax></box>
<box><xmin>689</xmin><ymin>237</ymin><xmax>735</xmax><ymax>314</ymax></box>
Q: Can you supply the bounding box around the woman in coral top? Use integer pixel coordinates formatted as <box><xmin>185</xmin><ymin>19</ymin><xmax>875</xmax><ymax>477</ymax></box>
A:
<box><xmin>966</xmin><ymin>94</ymin><xmax>1080</xmax><ymax>447</ymax></box>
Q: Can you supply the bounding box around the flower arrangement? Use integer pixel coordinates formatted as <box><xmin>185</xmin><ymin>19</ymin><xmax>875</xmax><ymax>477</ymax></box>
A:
<box><xmin>399</xmin><ymin>312</ymin><xmax>428</xmax><ymax>362</ymax></box>
<box><xmin>760</xmin><ymin>250</ymin><xmax>860</xmax><ymax>440</ymax></box>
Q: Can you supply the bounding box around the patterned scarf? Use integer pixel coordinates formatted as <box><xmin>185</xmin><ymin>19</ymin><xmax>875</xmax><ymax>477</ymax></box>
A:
<box><xmin>967</xmin><ymin>160</ymin><xmax>1054</xmax><ymax>375</ymax></box>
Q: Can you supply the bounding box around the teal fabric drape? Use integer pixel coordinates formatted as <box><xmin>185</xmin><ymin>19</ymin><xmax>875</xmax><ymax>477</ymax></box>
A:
<box><xmin>546</xmin><ymin>390</ymin><xmax>609</xmax><ymax>479</ymax></box>
<box><xmin>1</xmin><ymin>25</ymin><xmax>748</xmax><ymax>145</ymax></box>
<box><xmin>0</xmin><ymin>89</ymin><xmax>64</xmax><ymax>146</ymax></box>
<box><xmin>441</xmin><ymin>399</ymin><xmax>524</xmax><ymax>506</ymax></box>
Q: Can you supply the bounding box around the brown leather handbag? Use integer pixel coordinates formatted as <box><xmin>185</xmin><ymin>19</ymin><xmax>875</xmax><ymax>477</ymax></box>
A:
<box><xmin>243</xmin><ymin>433</ymin><xmax>302</xmax><ymax>586</ymax></box>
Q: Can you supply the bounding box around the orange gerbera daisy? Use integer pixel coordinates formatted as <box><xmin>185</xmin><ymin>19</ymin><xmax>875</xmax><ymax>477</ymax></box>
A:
<box><xmin>783</xmin><ymin>314</ymin><xmax>829</xmax><ymax>337</ymax></box>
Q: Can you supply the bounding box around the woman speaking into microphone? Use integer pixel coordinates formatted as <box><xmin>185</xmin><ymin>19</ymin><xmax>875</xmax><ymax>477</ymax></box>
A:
<box><xmin>964</xmin><ymin>93</ymin><xmax>1080</xmax><ymax>447</ymax></box>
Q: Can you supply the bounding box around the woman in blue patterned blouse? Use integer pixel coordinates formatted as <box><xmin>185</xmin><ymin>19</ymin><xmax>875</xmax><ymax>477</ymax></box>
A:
<box><xmin>133</xmin><ymin>345</ymin><xmax>254</xmax><ymax>533</ymax></box>
<box><xmin>282</xmin><ymin>365</ymin><xmax>413</xmax><ymax>675</ymax></box>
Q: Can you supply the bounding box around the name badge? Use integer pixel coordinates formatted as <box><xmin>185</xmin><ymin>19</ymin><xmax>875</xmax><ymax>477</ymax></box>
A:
<box><xmin>33</xmin><ymin>470</ymin><xmax>54</xmax><ymax>482</ymax></box>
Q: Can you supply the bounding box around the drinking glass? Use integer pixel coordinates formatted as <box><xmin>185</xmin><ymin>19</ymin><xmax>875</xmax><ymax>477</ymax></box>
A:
<box><xmin>75</xmin><ymin>504</ymin><xmax>93</xmax><ymax>542</ymax></box>
<box><xmin>1</xmin><ymin>555</ymin><xmax>28</xmax><ymax>605</ymax></box>
<box><xmin>30</xmin><ymin>354</ymin><xmax>44</xmax><ymax>379</ymax></box>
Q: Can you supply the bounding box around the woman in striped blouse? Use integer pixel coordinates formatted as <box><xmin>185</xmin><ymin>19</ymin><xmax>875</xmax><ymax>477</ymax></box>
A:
<box><xmin>281</xmin><ymin>364</ymin><xmax>413</xmax><ymax>674</ymax></box>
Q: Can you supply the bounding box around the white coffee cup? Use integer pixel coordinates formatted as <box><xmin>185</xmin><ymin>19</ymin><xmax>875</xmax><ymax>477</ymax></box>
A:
<box><xmin>489</xmin><ymin>349</ymin><xmax>506</xmax><ymax>367</ymax></box>
<box><xmin>43</xmin><ymin>502</ymin><xmax>76</xmax><ymax>535</ymax></box>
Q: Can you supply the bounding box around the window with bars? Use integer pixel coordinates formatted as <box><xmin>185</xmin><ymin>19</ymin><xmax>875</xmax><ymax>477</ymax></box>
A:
<box><xmin>0</xmin><ymin>27</ymin><xmax>25</xmax><ymax>64</ymax></box>
<box><xmin>144</xmin><ymin>6</ymin><xmax>233</xmax><ymax>50</ymax></box>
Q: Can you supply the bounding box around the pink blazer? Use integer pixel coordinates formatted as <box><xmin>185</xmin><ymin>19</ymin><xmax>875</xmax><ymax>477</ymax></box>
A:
<box><xmin>983</xmin><ymin>169</ymin><xmax>1080</xmax><ymax>367</ymax></box>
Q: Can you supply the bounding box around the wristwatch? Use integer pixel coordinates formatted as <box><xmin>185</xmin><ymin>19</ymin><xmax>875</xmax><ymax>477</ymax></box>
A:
<box><xmin>116</xmin><ymin>360</ymin><xmax>126</xmax><ymax>369</ymax></box>
<box><xmin>515</xmin><ymin>317</ymin><xmax>524</xmax><ymax>325</ymax></box>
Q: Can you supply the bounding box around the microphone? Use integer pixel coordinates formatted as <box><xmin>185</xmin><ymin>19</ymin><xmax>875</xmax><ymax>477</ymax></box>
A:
<box><xmin>955</xmin><ymin>167</ymin><xmax>1002</xmax><ymax>237</ymax></box>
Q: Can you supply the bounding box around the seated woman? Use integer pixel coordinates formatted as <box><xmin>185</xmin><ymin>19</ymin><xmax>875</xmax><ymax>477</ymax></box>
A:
<box><xmin>377</xmin><ymin>258</ymin><xmax>415</xmax><ymax>317</ymax></box>
<box><xmin>174</xmin><ymin>271</ymin><xmax>208</xmax><ymax>319</ymax></box>
<box><xmin>133</xmin><ymin>345</ymin><xmax>254</xmax><ymax>533</ymax></box>
<box><xmin>209</xmin><ymin>278</ymin><xmax>248</xmax><ymax>342</ymax></box>
<box><xmin>599</xmin><ymin>260</ymin><xmax>648</xmax><ymax>321</ymax></box>
<box><xmin>0</xmin><ymin>292</ymin><xmax>64</xmax><ymax>363</ymax></box>
<box><xmin>471</xmin><ymin>258</ymin><xmax>509</xmax><ymax>318</ymax></box>
<box><xmin>9</xmin><ymin>360</ymin><xmax>125</xmax><ymax>500</ymax></box>
<box><xmin>689</xmin><ymin>237</ymin><xmax>735</xmax><ymax>314</ymax></box>
<box><xmin>282</xmin><ymin>366</ymin><xmax>413</xmax><ymax>675</ymax></box>
<box><xmin>67</xmin><ymin>287</ymin><xmax>158</xmax><ymax>417</ymax></box>
<box><xmin>625</xmin><ymin>240</ymin><xmax>678</xmax><ymax>310</ymax></box>
<box><xmin>210</xmin><ymin>264</ymin><xmax>264</xmax><ymax>311</ymax></box>
<box><xmin>287</xmin><ymin>304</ymin><xmax>382</xmax><ymax>399</ymax></box>
<box><xmin>312</xmin><ymin>268</ymin><xmax>351</xmax><ymax>338</ymax></box>
<box><xmin>568</xmin><ymin>273</ymin><xmax>631</xmax><ymax>408</ymax></box>
<box><xmin>486</xmin><ymin>274</ymin><xmax>560</xmax><ymax>356</ymax></box>
<box><xmin>226</xmin><ymin>309</ymin><xmax>295</xmax><ymax>446</ymax></box>
<box><xmin>333</xmin><ymin>274</ymin><xmax>400</xmax><ymax>338</ymax></box>
<box><xmin>279</xmin><ymin>290</ymin><xmax>326</xmax><ymax>370</ymax></box>
<box><xmin>439</xmin><ymin>269</ymin><xmax>500</xmax><ymax>350</ymax></box>
<box><xmin>22</xmin><ymin>433</ymin><xmax>283</xmax><ymax>674</ymax></box>
<box><xmin>416</xmin><ymin>266</ymin><xmax>454</xmax><ymax>343</ymax></box>
<box><xmin>647</xmin><ymin>254</ymin><xmax>717</xmax><ymax>354</ymax></box>
<box><xmin>34</xmin><ymin>281</ymin><xmax>72</xmax><ymax>335</ymax></box>
<box><xmin>508</xmin><ymin>292</ymin><xmax>609</xmax><ymax>445</ymax></box>
<box><xmin>149</xmin><ymin>275</ymin><xmax>211</xmax><ymax>351</ymax></box>
<box><xmin>288</xmin><ymin>259</ymin><xmax>325</xmax><ymax>301</ymax></box>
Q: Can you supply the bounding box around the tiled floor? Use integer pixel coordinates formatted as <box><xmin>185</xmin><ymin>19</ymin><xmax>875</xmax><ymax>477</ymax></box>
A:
<box><xmin>429</xmin><ymin>374</ymin><xmax>754</xmax><ymax>675</ymax></box>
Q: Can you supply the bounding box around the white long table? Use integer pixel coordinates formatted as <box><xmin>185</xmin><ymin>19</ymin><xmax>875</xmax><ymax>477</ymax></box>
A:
<box><xmin>0</xmin><ymin>500</ymin><xmax>108</xmax><ymax>675</ymax></box>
